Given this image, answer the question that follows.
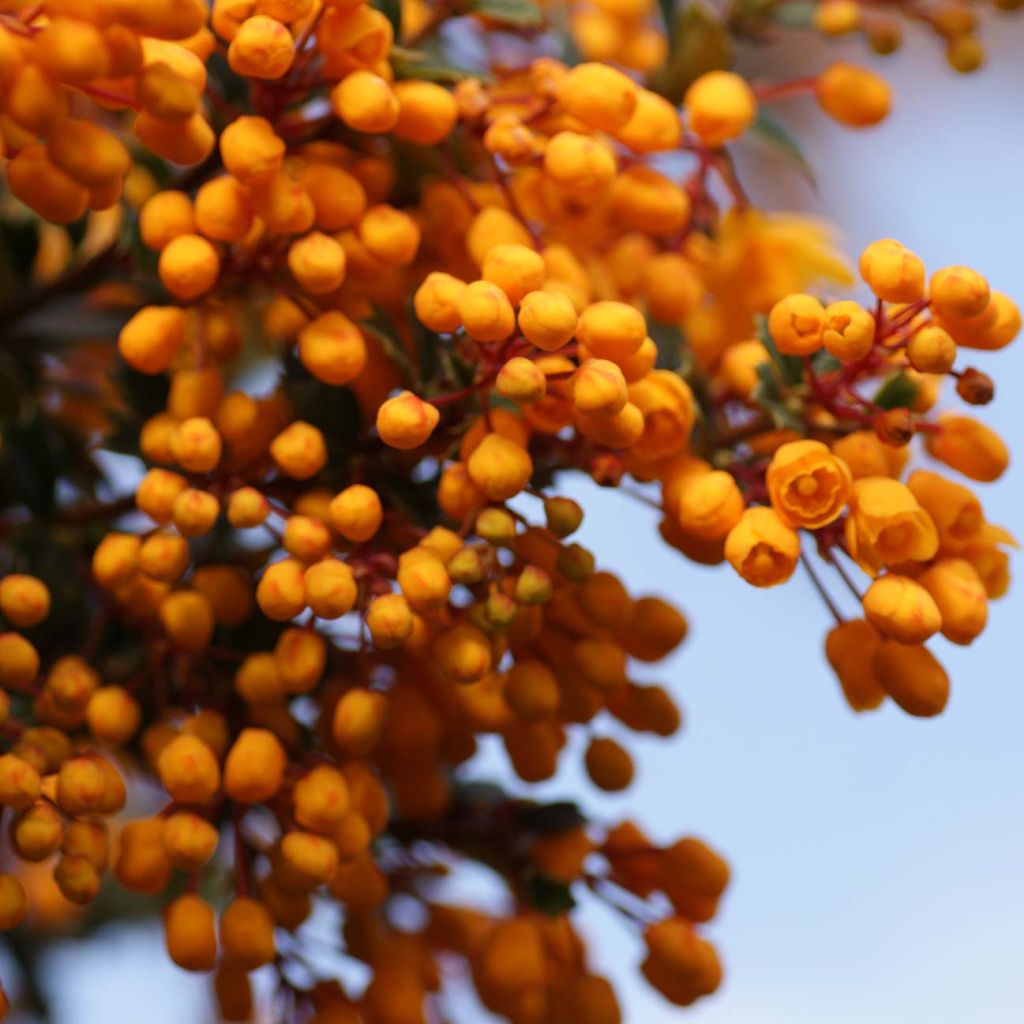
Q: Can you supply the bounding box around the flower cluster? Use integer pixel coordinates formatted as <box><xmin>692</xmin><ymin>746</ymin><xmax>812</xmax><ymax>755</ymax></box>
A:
<box><xmin>0</xmin><ymin>0</ymin><xmax>1017</xmax><ymax>1019</ymax></box>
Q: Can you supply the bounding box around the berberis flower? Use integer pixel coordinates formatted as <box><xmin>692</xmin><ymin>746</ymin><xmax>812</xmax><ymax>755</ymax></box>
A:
<box><xmin>0</xmin><ymin>0</ymin><xmax>1018</xmax><ymax>1018</ymax></box>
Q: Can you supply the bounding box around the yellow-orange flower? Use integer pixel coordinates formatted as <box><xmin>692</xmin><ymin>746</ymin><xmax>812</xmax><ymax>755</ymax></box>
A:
<box><xmin>766</xmin><ymin>440</ymin><xmax>852</xmax><ymax>528</ymax></box>
<box><xmin>724</xmin><ymin>506</ymin><xmax>801</xmax><ymax>587</ymax></box>
<box><xmin>843</xmin><ymin>477</ymin><xmax>938</xmax><ymax>575</ymax></box>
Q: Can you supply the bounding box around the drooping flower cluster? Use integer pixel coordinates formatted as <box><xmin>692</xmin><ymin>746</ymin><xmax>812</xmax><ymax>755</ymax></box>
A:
<box><xmin>0</xmin><ymin>0</ymin><xmax>1017</xmax><ymax>1019</ymax></box>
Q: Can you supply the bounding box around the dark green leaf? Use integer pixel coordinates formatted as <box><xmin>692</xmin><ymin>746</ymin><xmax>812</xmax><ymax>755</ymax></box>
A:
<box><xmin>466</xmin><ymin>0</ymin><xmax>543</xmax><ymax>26</ymax></box>
<box><xmin>372</xmin><ymin>0</ymin><xmax>403</xmax><ymax>37</ymax></box>
<box><xmin>649</xmin><ymin>320</ymin><xmax>685</xmax><ymax>371</ymax></box>
<box><xmin>649</xmin><ymin>0</ymin><xmax>734</xmax><ymax>102</ymax></box>
<box><xmin>750</xmin><ymin>112</ymin><xmax>817</xmax><ymax>190</ymax></box>
<box><xmin>770</xmin><ymin>0</ymin><xmax>814</xmax><ymax>26</ymax></box>
<box><xmin>361</xmin><ymin>308</ymin><xmax>415</xmax><ymax>386</ymax></box>
<box><xmin>873</xmin><ymin>372</ymin><xmax>919</xmax><ymax>410</ymax></box>
<box><xmin>528</xmin><ymin>875</ymin><xmax>577</xmax><ymax>916</ymax></box>
<box><xmin>518</xmin><ymin>801</ymin><xmax>586</xmax><ymax>835</ymax></box>
<box><xmin>751</xmin><ymin>362</ymin><xmax>804</xmax><ymax>431</ymax></box>
<box><xmin>755</xmin><ymin>313</ymin><xmax>804</xmax><ymax>386</ymax></box>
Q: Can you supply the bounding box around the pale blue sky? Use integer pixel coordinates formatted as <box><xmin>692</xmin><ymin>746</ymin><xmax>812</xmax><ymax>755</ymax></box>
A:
<box><xmin>6</xmin><ymin>20</ymin><xmax>1024</xmax><ymax>1024</ymax></box>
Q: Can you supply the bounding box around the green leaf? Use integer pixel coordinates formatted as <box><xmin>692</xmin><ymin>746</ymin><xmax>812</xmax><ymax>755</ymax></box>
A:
<box><xmin>751</xmin><ymin>362</ymin><xmax>804</xmax><ymax>431</ymax></box>
<box><xmin>372</xmin><ymin>0</ymin><xmax>403</xmax><ymax>37</ymax></box>
<box><xmin>391</xmin><ymin>57</ymin><xmax>479</xmax><ymax>84</ymax></box>
<box><xmin>361</xmin><ymin>308</ymin><xmax>415</xmax><ymax>386</ymax></box>
<box><xmin>770</xmin><ymin>0</ymin><xmax>815</xmax><ymax>26</ymax></box>
<box><xmin>649</xmin><ymin>0</ymin><xmax>734</xmax><ymax>102</ymax></box>
<box><xmin>749</xmin><ymin>112</ymin><xmax>817</xmax><ymax>190</ymax></box>
<box><xmin>528</xmin><ymin>875</ymin><xmax>577</xmax><ymax>916</ymax></box>
<box><xmin>518</xmin><ymin>801</ymin><xmax>586</xmax><ymax>835</ymax></box>
<box><xmin>755</xmin><ymin>313</ymin><xmax>804</xmax><ymax>386</ymax></box>
<box><xmin>465</xmin><ymin>0</ymin><xmax>543</xmax><ymax>26</ymax></box>
<box><xmin>873</xmin><ymin>372</ymin><xmax>919</xmax><ymax>410</ymax></box>
<box><xmin>649</xmin><ymin>320</ymin><xmax>684</xmax><ymax>371</ymax></box>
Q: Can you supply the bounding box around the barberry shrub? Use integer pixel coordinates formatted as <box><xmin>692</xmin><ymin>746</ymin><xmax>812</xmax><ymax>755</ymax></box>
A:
<box><xmin>0</xmin><ymin>0</ymin><xmax>1017</xmax><ymax>1019</ymax></box>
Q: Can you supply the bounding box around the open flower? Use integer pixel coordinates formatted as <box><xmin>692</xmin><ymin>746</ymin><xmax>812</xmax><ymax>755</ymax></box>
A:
<box><xmin>766</xmin><ymin>440</ymin><xmax>852</xmax><ymax>529</ymax></box>
<box><xmin>844</xmin><ymin>477</ymin><xmax>938</xmax><ymax>575</ymax></box>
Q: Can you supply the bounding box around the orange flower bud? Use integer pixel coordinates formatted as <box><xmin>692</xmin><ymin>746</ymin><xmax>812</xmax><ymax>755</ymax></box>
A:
<box><xmin>497</xmin><ymin>356</ymin><xmax>547</xmax><ymax>403</ymax></box>
<box><xmin>615</xmin><ymin>89</ymin><xmax>683</xmax><ymax>153</ymax></box>
<box><xmin>925</xmin><ymin>414</ymin><xmax>1008</xmax><ymax>482</ymax></box>
<box><xmin>228</xmin><ymin>486</ymin><xmax>271</xmax><ymax>528</ymax></box>
<box><xmin>905</xmin><ymin>469</ymin><xmax>983</xmax><ymax>551</ymax></box>
<box><xmin>435</xmin><ymin>623</ymin><xmax>492</xmax><ymax>684</ymax></box>
<box><xmin>572</xmin><ymin>359</ymin><xmax>628</xmax><ymax>417</ymax></box>
<box><xmin>768</xmin><ymin>293</ymin><xmax>825</xmax><ymax>355</ymax></box>
<box><xmin>280</xmin><ymin>829</ymin><xmax>339</xmax><ymax>887</ymax></box>
<box><xmin>257</xmin><ymin>558</ymin><xmax>307</xmax><ymax>621</ymax></box>
<box><xmin>376</xmin><ymin>390</ymin><xmax>440</xmax><ymax>449</ymax></box>
<box><xmin>482</xmin><ymin>244</ymin><xmax>546</xmax><ymax>304</ymax></box>
<box><xmin>115</xmin><ymin>819</ymin><xmax>173</xmax><ymax>895</ymax></box>
<box><xmin>224</xmin><ymin>728</ymin><xmax>287</xmax><ymax>803</ymax></box>
<box><xmin>684</xmin><ymin>70</ymin><xmax>757</xmax><ymax>147</ymax></box>
<box><xmin>392</xmin><ymin>80</ymin><xmax>459</xmax><ymax>145</ymax></box>
<box><xmin>228</xmin><ymin>15</ymin><xmax>295</xmax><ymax>78</ymax></box>
<box><xmin>467</xmin><ymin>433</ymin><xmax>533</xmax><ymax>501</ymax></box>
<box><xmin>872</xmin><ymin>640</ymin><xmax>950</xmax><ymax>716</ymax></box>
<box><xmin>724</xmin><ymin>506</ymin><xmax>801</xmax><ymax>586</ymax></box>
<box><xmin>918</xmin><ymin>557</ymin><xmax>988</xmax><ymax>645</ymax></box>
<box><xmin>164</xmin><ymin>894</ymin><xmax>218</xmax><ymax>972</ymax></box>
<box><xmin>859</xmin><ymin>239</ymin><xmax>925</xmax><ymax>303</ymax></box>
<box><xmin>545</xmin><ymin>132</ymin><xmax>617</xmax><ymax>201</ymax></box>
<box><xmin>816</xmin><ymin>62</ymin><xmax>891</xmax><ymax>127</ymax></box>
<box><xmin>159</xmin><ymin>234</ymin><xmax>220</xmax><ymax>301</ymax></box>
<box><xmin>220</xmin><ymin>897</ymin><xmax>276</xmax><ymax>969</ymax></box>
<box><xmin>220</xmin><ymin>116</ymin><xmax>286</xmax><ymax>184</ymax></box>
<box><xmin>11</xmin><ymin>800</ymin><xmax>64</xmax><ymax>861</ymax></box>
<box><xmin>158</xmin><ymin>734</ymin><xmax>221</xmax><ymax>804</ymax></box>
<box><xmin>518</xmin><ymin>290</ymin><xmax>578</xmax><ymax>352</ymax></box>
<box><xmin>118</xmin><ymin>306</ymin><xmax>188</xmax><ymax>375</ymax></box>
<box><xmin>162</xmin><ymin>812</ymin><xmax>219</xmax><ymax>870</ymax></box>
<box><xmin>862</xmin><ymin>573</ymin><xmax>942</xmax><ymax>644</ymax></box>
<box><xmin>585</xmin><ymin>736</ymin><xmax>634</xmax><ymax>791</ymax></box>
<box><xmin>0</xmin><ymin>874</ymin><xmax>28</xmax><ymax>930</ymax></box>
<box><xmin>822</xmin><ymin>300</ymin><xmax>875</xmax><ymax>362</ymax></box>
<box><xmin>327</xmin><ymin>484</ymin><xmax>382</xmax><ymax>543</ymax></box>
<box><xmin>332</xmin><ymin>689</ymin><xmax>388</xmax><ymax>756</ymax></box>
<box><xmin>294</xmin><ymin>764</ymin><xmax>351</xmax><ymax>832</ymax></box>
<box><xmin>558</xmin><ymin>61</ymin><xmax>639</xmax><ymax>132</ymax></box>
<box><xmin>332</xmin><ymin>70</ymin><xmax>400</xmax><ymax>133</ymax></box>
<box><xmin>930</xmin><ymin>265</ymin><xmax>990</xmax><ymax>319</ymax></box>
<box><xmin>304</xmin><ymin>559</ymin><xmax>358</xmax><ymax>619</ymax></box>
<box><xmin>0</xmin><ymin>574</ymin><xmax>50</xmax><ymax>629</ymax></box>
<box><xmin>458</xmin><ymin>280</ymin><xmax>517</xmax><ymax>343</ymax></box>
<box><xmin>0</xmin><ymin>632</ymin><xmax>41</xmax><ymax>688</ymax></box>
<box><xmin>0</xmin><ymin>753</ymin><xmax>42</xmax><ymax>811</ymax></box>
<box><xmin>159</xmin><ymin>590</ymin><xmax>215</xmax><ymax>653</ymax></box>
<box><xmin>270</xmin><ymin>421</ymin><xmax>328</xmax><ymax>479</ymax></box>
<box><xmin>92</xmin><ymin>532</ymin><xmax>142</xmax><ymax>589</ymax></box>
<box><xmin>275</xmin><ymin>627</ymin><xmax>327</xmax><ymax>693</ymax></box>
<box><xmin>766</xmin><ymin>439</ymin><xmax>852</xmax><ymax>528</ymax></box>
<box><xmin>824</xmin><ymin>619</ymin><xmax>887</xmax><ymax>711</ymax></box>
<box><xmin>414</xmin><ymin>272</ymin><xmax>467</xmax><ymax>333</ymax></box>
<box><xmin>677</xmin><ymin>470</ymin><xmax>745</xmax><ymax>541</ymax></box>
<box><xmin>281</xmin><ymin>515</ymin><xmax>331</xmax><ymax>563</ymax></box>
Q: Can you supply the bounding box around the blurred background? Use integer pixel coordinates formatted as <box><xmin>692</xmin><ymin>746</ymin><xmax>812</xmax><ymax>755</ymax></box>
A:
<box><xmin>3</xmin><ymin>16</ymin><xmax>1024</xmax><ymax>1024</ymax></box>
